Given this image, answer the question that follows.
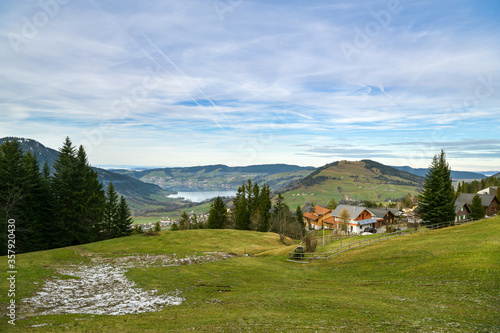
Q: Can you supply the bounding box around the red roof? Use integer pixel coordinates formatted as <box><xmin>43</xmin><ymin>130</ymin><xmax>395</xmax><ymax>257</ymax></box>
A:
<box><xmin>303</xmin><ymin>212</ymin><xmax>319</xmax><ymax>221</ymax></box>
<box><xmin>314</xmin><ymin>206</ymin><xmax>332</xmax><ymax>216</ymax></box>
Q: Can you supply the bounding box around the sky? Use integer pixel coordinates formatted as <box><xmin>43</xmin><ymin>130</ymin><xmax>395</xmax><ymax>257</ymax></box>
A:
<box><xmin>1</xmin><ymin>0</ymin><xmax>499</xmax><ymax>171</ymax></box>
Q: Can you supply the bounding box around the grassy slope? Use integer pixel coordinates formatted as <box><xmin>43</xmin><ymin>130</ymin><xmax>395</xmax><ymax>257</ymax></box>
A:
<box><xmin>2</xmin><ymin>218</ymin><xmax>499</xmax><ymax>332</ymax></box>
<box><xmin>282</xmin><ymin>160</ymin><xmax>422</xmax><ymax>207</ymax></box>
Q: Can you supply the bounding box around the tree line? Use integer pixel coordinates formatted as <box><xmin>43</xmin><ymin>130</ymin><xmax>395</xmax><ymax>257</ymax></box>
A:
<box><xmin>0</xmin><ymin>137</ymin><xmax>133</xmax><ymax>255</ymax></box>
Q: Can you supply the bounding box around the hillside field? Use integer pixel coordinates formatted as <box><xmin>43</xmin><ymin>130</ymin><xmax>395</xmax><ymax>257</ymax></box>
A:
<box><xmin>1</xmin><ymin>217</ymin><xmax>499</xmax><ymax>332</ymax></box>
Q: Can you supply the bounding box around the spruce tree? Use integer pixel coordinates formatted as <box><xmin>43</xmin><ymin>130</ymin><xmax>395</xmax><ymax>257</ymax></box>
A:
<box><xmin>116</xmin><ymin>195</ymin><xmax>133</xmax><ymax>236</ymax></box>
<box><xmin>179</xmin><ymin>211</ymin><xmax>190</xmax><ymax>230</ymax></box>
<box><xmin>207</xmin><ymin>196</ymin><xmax>227</xmax><ymax>229</ymax></box>
<box><xmin>258</xmin><ymin>184</ymin><xmax>272</xmax><ymax>232</ymax></box>
<box><xmin>51</xmin><ymin>138</ymin><xmax>105</xmax><ymax>246</ymax></box>
<box><xmin>103</xmin><ymin>182</ymin><xmax>119</xmax><ymax>239</ymax></box>
<box><xmin>296</xmin><ymin>205</ymin><xmax>305</xmax><ymax>238</ymax></box>
<box><xmin>75</xmin><ymin>145</ymin><xmax>105</xmax><ymax>242</ymax></box>
<box><xmin>418</xmin><ymin>150</ymin><xmax>456</xmax><ymax>225</ymax></box>
<box><xmin>470</xmin><ymin>194</ymin><xmax>485</xmax><ymax>220</ymax></box>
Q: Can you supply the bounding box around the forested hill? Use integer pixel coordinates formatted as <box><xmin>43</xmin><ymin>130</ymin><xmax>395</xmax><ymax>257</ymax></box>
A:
<box><xmin>112</xmin><ymin>164</ymin><xmax>315</xmax><ymax>191</ymax></box>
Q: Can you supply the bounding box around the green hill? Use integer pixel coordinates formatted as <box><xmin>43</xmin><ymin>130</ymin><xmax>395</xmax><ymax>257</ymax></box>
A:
<box><xmin>282</xmin><ymin>159</ymin><xmax>424</xmax><ymax>206</ymax></box>
<box><xmin>1</xmin><ymin>217</ymin><xmax>498</xmax><ymax>332</ymax></box>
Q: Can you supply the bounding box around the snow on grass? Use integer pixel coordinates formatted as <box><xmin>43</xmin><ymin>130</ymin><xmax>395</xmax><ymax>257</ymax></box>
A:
<box><xmin>22</xmin><ymin>252</ymin><xmax>234</xmax><ymax>316</ymax></box>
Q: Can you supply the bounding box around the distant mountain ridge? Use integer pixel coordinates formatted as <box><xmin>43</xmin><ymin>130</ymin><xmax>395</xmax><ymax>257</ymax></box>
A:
<box><xmin>392</xmin><ymin>165</ymin><xmax>488</xmax><ymax>180</ymax></box>
<box><xmin>112</xmin><ymin>164</ymin><xmax>315</xmax><ymax>191</ymax></box>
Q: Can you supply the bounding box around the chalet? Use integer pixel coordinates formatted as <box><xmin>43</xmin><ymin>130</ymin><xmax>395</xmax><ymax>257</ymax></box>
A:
<box><xmin>455</xmin><ymin>193</ymin><xmax>499</xmax><ymax>217</ymax></box>
<box><xmin>366</xmin><ymin>208</ymin><xmax>397</xmax><ymax>225</ymax></box>
<box><xmin>454</xmin><ymin>201</ymin><xmax>471</xmax><ymax>222</ymax></box>
<box><xmin>303</xmin><ymin>206</ymin><xmax>332</xmax><ymax>230</ymax></box>
<box><xmin>329</xmin><ymin>205</ymin><xmax>383</xmax><ymax>234</ymax></box>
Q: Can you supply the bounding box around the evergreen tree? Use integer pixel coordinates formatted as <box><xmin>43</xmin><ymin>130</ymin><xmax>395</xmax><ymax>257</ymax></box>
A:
<box><xmin>115</xmin><ymin>195</ymin><xmax>133</xmax><ymax>237</ymax></box>
<box><xmin>296</xmin><ymin>205</ymin><xmax>305</xmax><ymax>238</ymax></box>
<box><xmin>103</xmin><ymin>182</ymin><xmax>119</xmax><ymax>238</ymax></box>
<box><xmin>327</xmin><ymin>198</ymin><xmax>338</xmax><ymax>210</ymax></box>
<box><xmin>75</xmin><ymin>145</ymin><xmax>105</xmax><ymax>242</ymax></box>
<box><xmin>234</xmin><ymin>183</ymin><xmax>250</xmax><ymax>230</ymax></box>
<box><xmin>179</xmin><ymin>211</ymin><xmax>190</xmax><ymax>230</ymax></box>
<box><xmin>258</xmin><ymin>184</ymin><xmax>272</xmax><ymax>232</ymax></box>
<box><xmin>207</xmin><ymin>196</ymin><xmax>227</xmax><ymax>229</ymax></box>
<box><xmin>51</xmin><ymin>138</ymin><xmax>104</xmax><ymax>246</ymax></box>
<box><xmin>418</xmin><ymin>150</ymin><xmax>456</xmax><ymax>225</ymax></box>
<box><xmin>170</xmin><ymin>223</ymin><xmax>179</xmax><ymax>231</ymax></box>
<box><xmin>470</xmin><ymin>194</ymin><xmax>485</xmax><ymax>220</ymax></box>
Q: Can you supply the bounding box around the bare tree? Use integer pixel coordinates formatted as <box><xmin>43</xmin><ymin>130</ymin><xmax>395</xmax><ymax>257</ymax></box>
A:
<box><xmin>338</xmin><ymin>208</ymin><xmax>351</xmax><ymax>235</ymax></box>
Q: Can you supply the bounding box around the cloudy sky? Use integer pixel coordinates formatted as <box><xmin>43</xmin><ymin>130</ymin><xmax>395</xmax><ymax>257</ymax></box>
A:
<box><xmin>1</xmin><ymin>0</ymin><xmax>499</xmax><ymax>171</ymax></box>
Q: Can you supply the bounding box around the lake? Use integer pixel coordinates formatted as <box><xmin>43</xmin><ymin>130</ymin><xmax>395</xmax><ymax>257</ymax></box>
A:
<box><xmin>166</xmin><ymin>191</ymin><xmax>237</xmax><ymax>203</ymax></box>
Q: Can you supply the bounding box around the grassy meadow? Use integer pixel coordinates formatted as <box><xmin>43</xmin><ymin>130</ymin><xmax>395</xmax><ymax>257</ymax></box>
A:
<box><xmin>1</xmin><ymin>217</ymin><xmax>499</xmax><ymax>332</ymax></box>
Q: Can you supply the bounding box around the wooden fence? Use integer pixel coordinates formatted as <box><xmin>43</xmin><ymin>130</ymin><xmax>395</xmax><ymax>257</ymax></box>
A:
<box><xmin>288</xmin><ymin>219</ymin><xmax>475</xmax><ymax>262</ymax></box>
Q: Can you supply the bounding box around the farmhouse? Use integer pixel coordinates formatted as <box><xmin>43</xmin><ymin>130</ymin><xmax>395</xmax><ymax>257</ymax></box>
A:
<box><xmin>330</xmin><ymin>205</ymin><xmax>383</xmax><ymax>234</ymax></box>
<box><xmin>455</xmin><ymin>193</ymin><xmax>499</xmax><ymax>217</ymax></box>
<box><xmin>303</xmin><ymin>206</ymin><xmax>332</xmax><ymax>230</ymax></box>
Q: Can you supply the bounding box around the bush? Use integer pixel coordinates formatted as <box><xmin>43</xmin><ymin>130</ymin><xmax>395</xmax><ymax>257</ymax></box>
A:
<box><xmin>170</xmin><ymin>223</ymin><xmax>179</xmax><ymax>231</ymax></box>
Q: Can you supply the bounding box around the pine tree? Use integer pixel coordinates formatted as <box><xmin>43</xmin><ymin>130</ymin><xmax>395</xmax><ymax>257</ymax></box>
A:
<box><xmin>234</xmin><ymin>183</ymin><xmax>250</xmax><ymax>230</ymax></box>
<box><xmin>179</xmin><ymin>211</ymin><xmax>190</xmax><ymax>230</ymax></box>
<box><xmin>296</xmin><ymin>205</ymin><xmax>305</xmax><ymax>238</ymax></box>
<box><xmin>51</xmin><ymin>138</ymin><xmax>105</xmax><ymax>246</ymax></box>
<box><xmin>470</xmin><ymin>194</ymin><xmax>485</xmax><ymax>220</ymax></box>
<box><xmin>103</xmin><ymin>182</ymin><xmax>119</xmax><ymax>239</ymax></box>
<box><xmin>207</xmin><ymin>196</ymin><xmax>227</xmax><ymax>229</ymax></box>
<box><xmin>75</xmin><ymin>145</ymin><xmax>105</xmax><ymax>242</ymax></box>
<box><xmin>418</xmin><ymin>150</ymin><xmax>456</xmax><ymax>225</ymax></box>
<box><xmin>258</xmin><ymin>184</ymin><xmax>272</xmax><ymax>232</ymax></box>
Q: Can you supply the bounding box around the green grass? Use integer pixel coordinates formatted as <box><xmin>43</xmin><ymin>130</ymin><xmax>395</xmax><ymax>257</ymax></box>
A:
<box><xmin>2</xmin><ymin>217</ymin><xmax>499</xmax><ymax>332</ymax></box>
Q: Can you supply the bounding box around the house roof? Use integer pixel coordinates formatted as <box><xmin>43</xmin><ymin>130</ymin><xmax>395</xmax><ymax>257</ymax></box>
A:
<box><xmin>456</xmin><ymin>193</ymin><xmax>499</xmax><ymax>207</ymax></box>
<box><xmin>454</xmin><ymin>201</ymin><xmax>471</xmax><ymax>214</ymax></box>
<box><xmin>330</xmin><ymin>205</ymin><xmax>369</xmax><ymax>219</ymax></box>
<box><xmin>367</xmin><ymin>208</ymin><xmax>395</xmax><ymax>218</ymax></box>
<box><xmin>323</xmin><ymin>216</ymin><xmax>335</xmax><ymax>224</ymax></box>
<box><xmin>303</xmin><ymin>212</ymin><xmax>319</xmax><ymax>221</ymax></box>
<box><xmin>314</xmin><ymin>206</ymin><xmax>331</xmax><ymax>216</ymax></box>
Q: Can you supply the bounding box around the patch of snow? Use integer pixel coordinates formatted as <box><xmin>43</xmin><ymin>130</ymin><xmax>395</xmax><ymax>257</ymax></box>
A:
<box><xmin>22</xmin><ymin>252</ymin><xmax>234</xmax><ymax>316</ymax></box>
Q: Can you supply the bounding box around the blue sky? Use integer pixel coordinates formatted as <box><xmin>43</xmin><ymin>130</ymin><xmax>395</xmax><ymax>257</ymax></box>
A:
<box><xmin>1</xmin><ymin>0</ymin><xmax>499</xmax><ymax>171</ymax></box>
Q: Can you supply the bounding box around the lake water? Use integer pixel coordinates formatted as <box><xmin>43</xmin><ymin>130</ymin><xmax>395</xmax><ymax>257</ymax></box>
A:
<box><xmin>166</xmin><ymin>191</ymin><xmax>237</xmax><ymax>202</ymax></box>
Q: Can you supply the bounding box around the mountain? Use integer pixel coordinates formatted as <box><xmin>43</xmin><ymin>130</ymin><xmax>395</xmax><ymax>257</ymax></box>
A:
<box><xmin>0</xmin><ymin>137</ymin><xmax>166</xmax><ymax>208</ymax></box>
<box><xmin>392</xmin><ymin>165</ymin><xmax>487</xmax><ymax>180</ymax></box>
<box><xmin>0</xmin><ymin>137</ymin><xmax>59</xmax><ymax>172</ymax></box>
<box><xmin>281</xmin><ymin>160</ymin><xmax>424</xmax><ymax>207</ymax></box>
<box><xmin>112</xmin><ymin>164</ymin><xmax>315</xmax><ymax>191</ymax></box>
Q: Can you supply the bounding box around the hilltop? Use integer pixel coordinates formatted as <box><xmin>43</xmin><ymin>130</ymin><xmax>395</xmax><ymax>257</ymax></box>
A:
<box><xmin>2</xmin><ymin>217</ymin><xmax>498</xmax><ymax>332</ymax></box>
<box><xmin>281</xmin><ymin>159</ymin><xmax>424</xmax><ymax>206</ymax></box>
